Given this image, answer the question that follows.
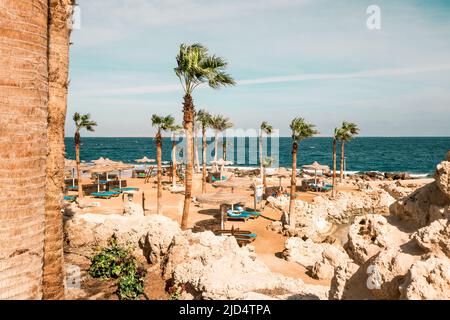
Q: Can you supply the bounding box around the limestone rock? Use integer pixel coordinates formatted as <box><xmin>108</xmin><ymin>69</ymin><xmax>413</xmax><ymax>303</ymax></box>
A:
<box><xmin>412</xmin><ymin>219</ymin><xmax>450</xmax><ymax>258</ymax></box>
<box><xmin>329</xmin><ymin>261</ymin><xmax>360</xmax><ymax>300</ymax></box>
<box><xmin>123</xmin><ymin>202</ymin><xmax>144</xmax><ymax>217</ymax></box>
<box><xmin>311</xmin><ymin>245</ymin><xmax>352</xmax><ymax>280</ymax></box>
<box><xmin>435</xmin><ymin>157</ymin><xmax>450</xmax><ymax>198</ymax></box>
<box><xmin>400</xmin><ymin>257</ymin><xmax>450</xmax><ymax>300</ymax></box>
<box><xmin>283</xmin><ymin>237</ymin><xmax>330</xmax><ymax>268</ymax></box>
<box><xmin>163</xmin><ymin>230</ymin><xmax>328</xmax><ymax>300</ymax></box>
<box><xmin>366</xmin><ymin>248</ymin><xmax>417</xmax><ymax>300</ymax></box>
<box><xmin>346</xmin><ymin>215</ymin><xmax>407</xmax><ymax>265</ymax></box>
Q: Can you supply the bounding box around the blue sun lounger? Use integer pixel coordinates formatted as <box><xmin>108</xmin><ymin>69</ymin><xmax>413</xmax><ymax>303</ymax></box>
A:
<box><xmin>112</xmin><ymin>187</ymin><xmax>140</xmax><ymax>192</ymax></box>
<box><xmin>67</xmin><ymin>185</ymin><xmax>78</xmax><ymax>191</ymax></box>
<box><xmin>234</xmin><ymin>206</ymin><xmax>261</xmax><ymax>218</ymax></box>
<box><xmin>64</xmin><ymin>195</ymin><xmax>77</xmax><ymax>202</ymax></box>
<box><xmin>91</xmin><ymin>191</ymin><xmax>121</xmax><ymax>199</ymax></box>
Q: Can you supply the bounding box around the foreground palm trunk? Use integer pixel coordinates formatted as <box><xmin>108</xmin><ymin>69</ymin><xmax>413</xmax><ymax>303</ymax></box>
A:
<box><xmin>156</xmin><ymin>132</ymin><xmax>162</xmax><ymax>214</ymax></box>
<box><xmin>0</xmin><ymin>0</ymin><xmax>48</xmax><ymax>299</ymax></box>
<box><xmin>75</xmin><ymin>132</ymin><xmax>83</xmax><ymax>198</ymax></box>
<box><xmin>340</xmin><ymin>141</ymin><xmax>345</xmax><ymax>181</ymax></box>
<box><xmin>43</xmin><ymin>0</ymin><xmax>73</xmax><ymax>299</ymax></box>
<box><xmin>181</xmin><ymin>94</ymin><xmax>195</xmax><ymax>229</ymax></box>
<box><xmin>332</xmin><ymin>138</ymin><xmax>337</xmax><ymax>197</ymax></box>
<box><xmin>288</xmin><ymin>142</ymin><xmax>298</xmax><ymax>228</ymax></box>
<box><xmin>201</xmin><ymin>126</ymin><xmax>207</xmax><ymax>194</ymax></box>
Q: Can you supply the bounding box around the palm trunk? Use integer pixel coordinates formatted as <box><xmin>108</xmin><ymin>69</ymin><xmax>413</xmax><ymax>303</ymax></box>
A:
<box><xmin>75</xmin><ymin>132</ymin><xmax>83</xmax><ymax>198</ymax></box>
<box><xmin>172</xmin><ymin>133</ymin><xmax>177</xmax><ymax>188</ymax></box>
<box><xmin>0</xmin><ymin>0</ymin><xmax>48</xmax><ymax>299</ymax></box>
<box><xmin>340</xmin><ymin>141</ymin><xmax>345</xmax><ymax>181</ymax></box>
<box><xmin>214</xmin><ymin>131</ymin><xmax>219</xmax><ymax>171</ymax></box>
<box><xmin>156</xmin><ymin>131</ymin><xmax>162</xmax><ymax>214</ymax></box>
<box><xmin>288</xmin><ymin>142</ymin><xmax>298</xmax><ymax>228</ymax></box>
<box><xmin>181</xmin><ymin>94</ymin><xmax>195</xmax><ymax>230</ymax></box>
<box><xmin>259</xmin><ymin>131</ymin><xmax>264</xmax><ymax>180</ymax></box>
<box><xmin>332</xmin><ymin>138</ymin><xmax>337</xmax><ymax>197</ymax></box>
<box><xmin>201</xmin><ymin>126</ymin><xmax>207</xmax><ymax>194</ymax></box>
<box><xmin>43</xmin><ymin>0</ymin><xmax>73</xmax><ymax>300</ymax></box>
<box><xmin>194</xmin><ymin>126</ymin><xmax>200</xmax><ymax>173</ymax></box>
<box><xmin>222</xmin><ymin>139</ymin><xmax>227</xmax><ymax>161</ymax></box>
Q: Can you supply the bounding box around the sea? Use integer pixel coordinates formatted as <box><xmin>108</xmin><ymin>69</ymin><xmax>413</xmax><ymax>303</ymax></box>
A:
<box><xmin>65</xmin><ymin>137</ymin><xmax>450</xmax><ymax>177</ymax></box>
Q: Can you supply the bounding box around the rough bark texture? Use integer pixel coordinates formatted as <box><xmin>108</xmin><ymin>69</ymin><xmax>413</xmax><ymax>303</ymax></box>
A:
<box><xmin>194</xmin><ymin>125</ymin><xmax>200</xmax><ymax>173</ymax></box>
<box><xmin>181</xmin><ymin>94</ymin><xmax>195</xmax><ymax>229</ymax></box>
<box><xmin>43</xmin><ymin>0</ymin><xmax>72</xmax><ymax>300</ymax></box>
<box><xmin>171</xmin><ymin>134</ymin><xmax>177</xmax><ymax>188</ymax></box>
<box><xmin>156</xmin><ymin>131</ymin><xmax>162</xmax><ymax>214</ymax></box>
<box><xmin>201</xmin><ymin>126</ymin><xmax>207</xmax><ymax>194</ymax></box>
<box><xmin>332</xmin><ymin>138</ymin><xmax>337</xmax><ymax>197</ymax></box>
<box><xmin>340</xmin><ymin>141</ymin><xmax>345</xmax><ymax>181</ymax></box>
<box><xmin>75</xmin><ymin>131</ymin><xmax>82</xmax><ymax>198</ymax></box>
<box><xmin>0</xmin><ymin>0</ymin><xmax>49</xmax><ymax>299</ymax></box>
<box><xmin>289</xmin><ymin>142</ymin><xmax>298</xmax><ymax>228</ymax></box>
<box><xmin>223</xmin><ymin>139</ymin><xmax>227</xmax><ymax>161</ymax></box>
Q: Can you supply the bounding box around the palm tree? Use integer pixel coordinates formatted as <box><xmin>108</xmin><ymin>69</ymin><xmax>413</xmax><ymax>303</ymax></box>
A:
<box><xmin>210</xmin><ymin>115</ymin><xmax>233</xmax><ymax>170</ymax></box>
<box><xmin>175</xmin><ymin>43</ymin><xmax>235</xmax><ymax>230</ymax></box>
<box><xmin>288</xmin><ymin>118</ymin><xmax>318</xmax><ymax>228</ymax></box>
<box><xmin>339</xmin><ymin>122</ymin><xmax>360</xmax><ymax>181</ymax></box>
<box><xmin>170</xmin><ymin>124</ymin><xmax>184</xmax><ymax>188</ymax></box>
<box><xmin>196</xmin><ymin>109</ymin><xmax>212</xmax><ymax>194</ymax></box>
<box><xmin>262</xmin><ymin>157</ymin><xmax>275</xmax><ymax>191</ymax></box>
<box><xmin>332</xmin><ymin>128</ymin><xmax>345</xmax><ymax>197</ymax></box>
<box><xmin>152</xmin><ymin>114</ymin><xmax>175</xmax><ymax>214</ymax></box>
<box><xmin>259</xmin><ymin>121</ymin><xmax>273</xmax><ymax>187</ymax></box>
<box><xmin>73</xmin><ymin>113</ymin><xmax>97</xmax><ymax>199</ymax></box>
<box><xmin>43</xmin><ymin>0</ymin><xmax>74</xmax><ymax>300</ymax></box>
<box><xmin>193</xmin><ymin>121</ymin><xmax>200</xmax><ymax>173</ymax></box>
<box><xmin>0</xmin><ymin>0</ymin><xmax>49</xmax><ymax>300</ymax></box>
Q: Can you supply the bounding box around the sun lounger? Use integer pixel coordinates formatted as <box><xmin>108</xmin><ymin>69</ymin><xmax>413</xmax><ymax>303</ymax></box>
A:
<box><xmin>211</xmin><ymin>176</ymin><xmax>227</xmax><ymax>182</ymax></box>
<box><xmin>112</xmin><ymin>187</ymin><xmax>139</xmax><ymax>192</ymax></box>
<box><xmin>64</xmin><ymin>195</ymin><xmax>77</xmax><ymax>202</ymax></box>
<box><xmin>66</xmin><ymin>185</ymin><xmax>78</xmax><ymax>191</ymax></box>
<box><xmin>226</xmin><ymin>210</ymin><xmax>252</xmax><ymax>221</ymax></box>
<box><xmin>234</xmin><ymin>206</ymin><xmax>261</xmax><ymax>218</ymax></box>
<box><xmin>91</xmin><ymin>191</ymin><xmax>121</xmax><ymax>199</ymax></box>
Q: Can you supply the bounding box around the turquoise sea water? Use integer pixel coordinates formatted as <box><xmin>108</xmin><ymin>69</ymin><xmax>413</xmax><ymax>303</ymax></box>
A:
<box><xmin>65</xmin><ymin>137</ymin><xmax>450</xmax><ymax>176</ymax></box>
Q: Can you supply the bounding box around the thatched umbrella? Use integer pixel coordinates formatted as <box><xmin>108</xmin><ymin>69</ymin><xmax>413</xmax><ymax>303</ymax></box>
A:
<box><xmin>88</xmin><ymin>165</ymin><xmax>116</xmax><ymax>192</ymax></box>
<box><xmin>196</xmin><ymin>192</ymin><xmax>248</xmax><ymax>229</ymax></box>
<box><xmin>210</xmin><ymin>158</ymin><xmax>233</xmax><ymax>179</ymax></box>
<box><xmin>303</xmin><ymin>161</ymin><xmax>330</xmax><ymax>184</ymax></box>
<box><xmin>271</xmin><ymin>167</ymin><xmax>292</xmax><ymax>188</ymax></box>
<box><xmin>213</xmin><ymin>178</ymin><xmax>250</xmax><ymax>193</ymax></box>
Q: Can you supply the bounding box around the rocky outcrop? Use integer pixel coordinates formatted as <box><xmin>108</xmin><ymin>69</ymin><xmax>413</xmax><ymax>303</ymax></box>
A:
<box><xmin>162</xmin><ymin>230</ymin><xmax>329</xmax><ymax>300</ymax></box>
<box><xmin>139</xmin><ymin>215</ymin><xmax>181</xmax><ymax>264</ymax></box>
<box><xmin>123</xmin><ymin>202</ymin><xmax>144</xmax><ymax>217</ymax></box>
<box><xmin>391</xmin><ymin>156</ymin><xmax>450</xmax><ymax>227</ymax></box>
<box><xmin>399</xmin><ymin>257</ymin><xmax>450</xmax><ymax>300</ymax></box>
<box><xmin>328</xmin><ymin>261</ymin><xmax>361</xmax><ymax>300</ymax></box>
<box><xmin>366</xmin><ymin>248</ymin><xmax>417</xmax><ymax>300</ymax></box>
<box><xmin>412</xmin><ymin>219</ymin><xmax>450</xmax><ymax>258</ymax></box>
<box><xmin>312</xmin><ymin>245</ymin><xmax>352</xmax><ymax>280</ymax></box>
<box><xmin>346</xmin><ymin>215</ymin><xmax>408</xmax><ymax>265</ymax></box>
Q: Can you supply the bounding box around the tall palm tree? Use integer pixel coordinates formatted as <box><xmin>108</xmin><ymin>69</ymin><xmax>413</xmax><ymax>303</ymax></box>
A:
<box><xmin>210</xmin><ymin>115</ymin><xmax>233</xmax><ymax>170</ymax></box>
<box><xmin>339</xmin><ymin>122</ymin><xmax>360</xmax><ymax>181</ymax></box>
<box><xmin>196</xmin><ymin>109</ymin><xmax>212</xmax><ymax>194</ymax></box>
<box><xmin>259</xmin><ymin>121</ymin><xmax>273</xmax><ymax>187</ymax></box>
<box><xmin>175</xmin><ymin>43</ymin><xmax>235</xmax><ymax>230</ymax></box>
<box><xmin>0</xmin><ymin>0</ymin><xmax>49</xmax><ymax>300</ymax></box>
<box><xmin>332</xmin><ymin>128</ymin><xmax>345</xmax><ymax>197</ymax></box>
<box><xmin>193</xmin><ymin>121</ymin><xmax>200</xmax><ymax>173</ymax></box>
<box><xmin>152</xmin><ymin>114</ymin><xmax>175</xmax><ymax>214</ymax></box>
<box><xmin>73</xmin><ymin>113</ymin><xmax>97</xmax><ymax>199</ymax></box>
<box><xmin>43</xmin><ymin>0</ymin><xmax>74</xmax><ymax>300</ymax></box>
<box><xmin>170</xmin><ymin>124</ymin><xmax>184</xmax><ymax>188</ymax></box>
<box><xmin>288</xmin><ymin>118</ymin><xmax>318</xmax><ymax>228</ymax></box>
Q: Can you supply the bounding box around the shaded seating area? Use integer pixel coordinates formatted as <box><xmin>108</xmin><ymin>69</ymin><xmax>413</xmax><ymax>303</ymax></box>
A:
<box><xmin>82</xmin><ymin>184</ymin><xmax>104</xmax><ymax>196</ymax></box>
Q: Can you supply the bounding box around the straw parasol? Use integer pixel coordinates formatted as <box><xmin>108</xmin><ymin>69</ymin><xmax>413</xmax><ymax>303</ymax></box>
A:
<box><xmin>196</xmin><ymin>191</ymin><xmax>248</xmax><ymax>229</ymax></box>
<box><xmin>88</xmin><ymin>165</ymin><xmax>116</xmax><ymax>192</ymax></box>
<box><xmin>302</xmin><ymin>161</ymin><xmax>330</xmax><ymax>184</ymax></box>
<box><xmin>136</xmin><ymin>156</ymin><xmax>155</xmax><ymax>164</ymax></box>
<box><xmin>213</xmin><ymin>178</ymin><xmax>250</xmax><ymax>193</ymax></box>
<box><xmin>210</xmin><ymin>158</ymin><xmax>233</xmax><ymax>178</ymax></box>
<box><xmin>271</xmin><ymin>167</ymin><xmax>292</xmax><ymax>188</ymax></box>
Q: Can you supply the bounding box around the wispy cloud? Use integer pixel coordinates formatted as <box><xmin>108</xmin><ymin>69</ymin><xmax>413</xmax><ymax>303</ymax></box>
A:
<box><xmin>76</xmin><ymin>64</ymin><xmax>450</xmax><ymax>97</ymax></box>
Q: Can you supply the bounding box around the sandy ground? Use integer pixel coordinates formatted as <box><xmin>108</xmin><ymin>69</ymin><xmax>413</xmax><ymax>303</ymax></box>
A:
<box><xmin>68</xmin><ymin>172</ymin><xmax>335</xmax><ymax>287</ymax></box>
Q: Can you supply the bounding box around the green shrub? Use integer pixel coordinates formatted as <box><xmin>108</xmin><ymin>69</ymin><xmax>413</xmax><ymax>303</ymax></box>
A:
<box><xmin>88</xmin><ymin>235</ymin><xmax>147</xmax><ymax>300</ymax></box>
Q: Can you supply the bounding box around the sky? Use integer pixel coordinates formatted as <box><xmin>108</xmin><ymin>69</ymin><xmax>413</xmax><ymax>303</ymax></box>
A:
<box><xmin>67</xmin><ymin>0</ymin><xmax>450</xmax><ymax>137</ymax></box>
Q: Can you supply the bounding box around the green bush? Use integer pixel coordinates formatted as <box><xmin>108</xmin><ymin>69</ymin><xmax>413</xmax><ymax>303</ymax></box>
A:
<box><xmin>88</xmin><ymin>235</ymin><xmax>147</xmax><ymax>300</ymax></box>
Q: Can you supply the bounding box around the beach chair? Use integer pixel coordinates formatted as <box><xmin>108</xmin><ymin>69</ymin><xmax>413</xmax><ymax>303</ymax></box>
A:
<box><xmin>226</xmin><ymin>210</ymin><xmax>252</xmax><ymax>221</ymax></box>
<box><xmin>66</xmin><ymin>185</ymin><xmax>78</xmax><ymax>191</ymax></box>
<box><xmin>112</xmin><ymin>187</ymin><xmax>139</xmax><ymax>192</ymax></box>
<box><xmin>91</xmin><ymin>191</ymin><xmax>121</xmax><ymax>199</ymax></box>
<box><xmin>234</xmin><ymin>206</ymin><xmax>261</xmax><ymax>219</ymax></box>
<box><xmin>64</xmin><ymin>195</ymin><xmax>77</xmax><ymax>202</ymax></box>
